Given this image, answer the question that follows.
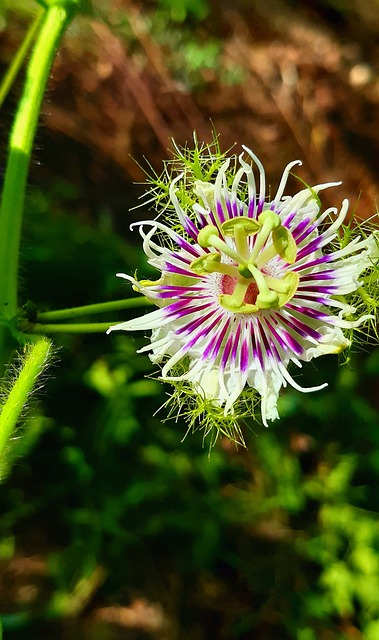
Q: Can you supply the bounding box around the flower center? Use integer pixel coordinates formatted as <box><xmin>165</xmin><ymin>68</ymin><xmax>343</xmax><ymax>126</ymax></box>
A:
<box><xmin>190</xmin><ymin>212</ymin><xmax>300</xmax><ymax>313</ymax></box>
<box><xmin>221</xmin><ymin>274</ymin><xmax>258</xmax><ymax>304</ymax></box>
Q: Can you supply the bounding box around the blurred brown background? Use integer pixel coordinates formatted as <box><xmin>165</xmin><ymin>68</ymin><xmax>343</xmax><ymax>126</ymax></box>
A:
<box><xmin>2</xmin><ymin>0</ymin><xmax>379</xmax><ymax>223</ymax></box>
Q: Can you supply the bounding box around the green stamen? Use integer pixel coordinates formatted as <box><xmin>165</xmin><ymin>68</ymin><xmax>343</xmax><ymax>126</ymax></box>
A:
<box><xmin>190</xmin><ymin>254</ymin><xmax>240</xmax><ymax>277</ymax></box>
<box><xmin>233</xmin><ymin>223</ymin><xmax>249</xmax><ymax>260</ymax></box>
<box><xmin>252</xmin><ymin>224</ymin><xmax>297</xmax><ymax>269</ymax></box>
<box><xmin>219</xmin><ymin>297</ymin><xmax>259</xmax><ymax>314</ymax></box>
<box><xmin>255</xmin><ymin>243</ymin><xmax>279</xmax><ymax>269</ymax></box>
<box><xmin>197</xmin><ymin>225</ymin><xmax>245</xmax><ymax>264</ymax></box>
<box><xmin>221</xmin><ymin>218</ymin><xmax>260</xmax><ymax>261</ymax></box>
<box><xmin>248</xmin><ymin>265</ymin><xmax>279</xmax><ymax>309</ymax></box>
<box><xmin>249</xmin><ymin>211</ymin><xmax>281</xmax><ymax>264</ymax></box>
<box><xmin>227</xmin><ymin>280</ymin><xmax>249</xmax><ymax>306</ymax></box>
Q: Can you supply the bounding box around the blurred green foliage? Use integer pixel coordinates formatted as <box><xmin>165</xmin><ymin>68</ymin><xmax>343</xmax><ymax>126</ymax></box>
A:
<box><xmin>156</xmin><ymin>0</ymin><xmax>209</xmax><ymax>22</ymax></box>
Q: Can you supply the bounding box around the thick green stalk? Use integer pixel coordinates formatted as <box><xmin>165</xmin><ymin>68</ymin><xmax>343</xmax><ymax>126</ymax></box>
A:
<box><xmin>0</xmin><ymin>4</ymin><xmax>73</xmax><ymax>321</ymax></box>
<box><xmin>37</xmin><ymin>296</ymin><xmax>152</xmax><ymax>322</ymax></box>
<box><xmin>0</xmin><ymin>11</ymin><xmax>44</xmax><ymax>110</ymax></box>
<box><xmin>0</xmin><ymin>337</ymin><xmax>52</xmax><ymax>470</ymax></box>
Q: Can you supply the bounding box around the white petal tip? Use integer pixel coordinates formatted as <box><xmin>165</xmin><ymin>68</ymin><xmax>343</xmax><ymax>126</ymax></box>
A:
<box><xmin>106</xmin><ymin>322</ymin><xmax>129</xmax><ymax>334</ymax></box>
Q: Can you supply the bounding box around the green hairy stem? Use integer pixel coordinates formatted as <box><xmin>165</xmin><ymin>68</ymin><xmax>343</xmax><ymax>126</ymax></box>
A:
<box><xmin>0</xmin><ymin>337</ymin><xmax>52</xmax><ymax>472</ymax></box>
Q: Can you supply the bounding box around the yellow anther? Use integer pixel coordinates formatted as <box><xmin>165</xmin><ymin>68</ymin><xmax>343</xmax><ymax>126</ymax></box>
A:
<box><xmin>256</xmin><ymin>272</ymin><xmax>299</xmax><ymax>307</ymax></box>
<box><xmin>248</xmin><ymin>264</ymin><xmax>279</xmax><ymax>310</ymax></box>
<box><xmin>264</xmin><ymin>274</ymin><xmax>291</xmax><ymax>293</ymax></box>
<box><xmin>258</xmin><ymin>210</ymin><xmax>281</xmax><ymax>229</ymax></box>
<box><xmin>221</xmin><ymin>217</ymin><xmax>261</xmax><ymax>260</ymax></box>
<box><xmin>221</xmin><ymin>218</ymin><xmax>260</xmax><ymax>237</ymax></box>
<box><xmin>190</xmin><ymin>253</ymin><xmax>221</xmax><ymax>275</ymax></box>
<box><xmin>256</xmin><ymin>290</ymin><xmax>279</xmax><ymax>309</ymax></box>
<box><xmin>275</xmin><ymin>272</ymin><xmax>299</xmax><ymax>307</ymax></box>
<box><xmin>190</xmin><ymin>254</ymin><xmax>240</xmax><ymax>278</ymax></box>
<box><xmin>197</xmin><ymin>225</ymin><xmax>220</xmax><ymax>248</ymax></box>
<box><xmin>138</xmin><ymin>278</ymin><xmax>163</xmax><ymax>288</ymax></box>
<box><xmin>272</xmin><ymin>226</ymin><xmax>297</xmax><ymax>264</ymax></box>
<box><xmin>219</xmin><ymin>295</ymin><xmax>259</xmax><ymax>314</ymax></box>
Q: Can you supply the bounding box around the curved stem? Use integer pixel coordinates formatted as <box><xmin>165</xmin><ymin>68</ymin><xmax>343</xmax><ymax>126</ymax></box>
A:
<box><xmin>0</xmin><ymin>10</ymin><xmax>44</xmax><ymax>110</ymax></box>
<box><xmin>37</xmin><ymin>296</ymin><xmax>153</xmax><ymax>322</ymax></box>
<box><xmin>0</xmin><ymin>4</ymin><xmax>73</xmax><ymax>321</ymax></box>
